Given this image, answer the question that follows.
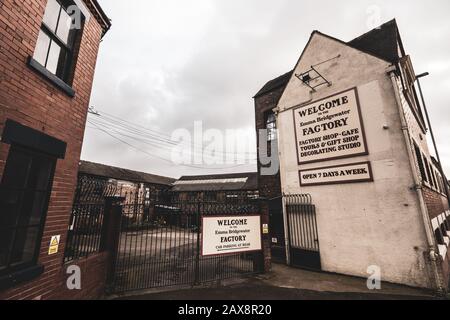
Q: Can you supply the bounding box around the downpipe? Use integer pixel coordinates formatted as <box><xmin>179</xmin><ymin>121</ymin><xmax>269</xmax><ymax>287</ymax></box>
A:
<box><xmin>388</xmin><ymin>66</ymin><xmax>446</xmax><ymax>294</ymax></box>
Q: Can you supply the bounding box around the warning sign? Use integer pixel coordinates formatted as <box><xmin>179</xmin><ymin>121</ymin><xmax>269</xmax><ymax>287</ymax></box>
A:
<box><xmin>48</xmin><ymin>235</ymin><xmax>61</xmax><ymax>255</ymax></box>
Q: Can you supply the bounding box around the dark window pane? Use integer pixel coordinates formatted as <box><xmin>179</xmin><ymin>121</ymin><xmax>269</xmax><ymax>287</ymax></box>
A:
<box><xmin>55</xmin><ymin>47</ymin><xmax>69</xmax><ymax>79</ymax></box>
<box><xmin>1</xmin><ymin>149</ymin><xmax>32</xmax><ymax>189</ymax></box>
<box><xmin>28</xmin><ymin>154</ymin><xmax>55</xmax><ymax>191</ymax></box>
<box><xmin>33</xmin><ymin>30</ymin><xmax>51</xmax><ymax>67</ymax></box>
<box><xmin>18</xmin><ymin>191</ymin><xmax>47</xmax><ymax>227</ymax></box>
<box><xmin>10</xmin><ymin>227</ymin><xmax>40</xmax><ymax>267</ymax></box>
<box><xmin>0</xmin><ymin>188</ymin><xmax>21</xmax><ymax>227</ymax></box>
<box><xmin>42</xmin><ymin>0</ymin><xmax>61</xmax><ymax>32</ymax></box>
<box><xmin>0</xmin><ymin>229</ymin><xmax>14</xmax><ymax>270</ymax></box>
<box><xmin>46</xmin><ymin>40</ymin><xmax>62</xmax><ymax>74</ymax></box>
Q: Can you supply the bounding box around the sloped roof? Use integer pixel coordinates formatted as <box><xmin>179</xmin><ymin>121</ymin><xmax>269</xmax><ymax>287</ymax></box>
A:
<box><xmin>254</xmin><ymin>70</ymin><xmax>293</xmax><ymax>98</ymax></box>
<box><xmin>254</xmin><ymin>19</ymin><xmax>402</xmax><ymax>98</ymax></box>
<box><xmin>348</xmin><ymin>19</ymin><xmax>401</xmax><ymax>64</ymax></box>
<box><xmin>172</xmin><ymin>172</ymin><xmax>258</xmax><ymax>192</ymax></box>
<box><xmin>79</xmin><ymin>160</ymin><xmax>176</xmax><ymax>186</ymax></box>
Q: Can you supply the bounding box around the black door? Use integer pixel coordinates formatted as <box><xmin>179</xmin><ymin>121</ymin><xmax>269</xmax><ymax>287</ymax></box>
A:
<box><xmin>268</xmin><ymin>198</ymin><xmax>286</xmax><ymax>263</ymax></box>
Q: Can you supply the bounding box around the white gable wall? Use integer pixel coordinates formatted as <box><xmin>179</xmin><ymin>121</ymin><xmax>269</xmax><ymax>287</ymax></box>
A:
<box><xmin>276</xmin><ymin>32</ymin><xmax>433</xmax><ymax>288</ymax></box>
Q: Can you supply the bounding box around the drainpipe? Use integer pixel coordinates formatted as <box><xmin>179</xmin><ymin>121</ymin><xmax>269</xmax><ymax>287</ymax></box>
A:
<box><xmin>281</xmin><ymin>194</ymin><xmax>291</xmax><ymax>265</ymax></box>
<box><xmin>388</xmin><ymin>66</ymin><xmax>445</xmax><ymax>293</ymax></box>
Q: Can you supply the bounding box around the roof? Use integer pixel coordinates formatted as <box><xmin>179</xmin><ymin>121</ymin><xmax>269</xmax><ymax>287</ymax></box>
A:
<box><xmin>254</xmin><ymin>19</ymin><xmax>402</xmax><ymax>97</ymax></box>
<box><xmin>253</xmin><ymin>70</ymin><xmax>293</xmax><ymax>98</ymax></box>
<box><xmin>172</xmin><ymin>172</ymin><xmax>258</xmax><ymax>192</ymax></box>
<box><xmin>348</xmin><ymin>19</ymin><xmax>401</xmax><ymax>64</ymax></box>
<box><xmin>85</xmin><ymin>0</ymin><xmax>112</xmax><ymax>37</ymax></box>
<box><xmin>78</xmin><ymin>161</ymin><xmax>176</xmax><ymax>186</ymax></box>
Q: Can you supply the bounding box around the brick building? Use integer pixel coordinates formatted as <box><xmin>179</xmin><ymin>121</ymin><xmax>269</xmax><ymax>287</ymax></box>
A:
<box><xmin>78</xmin><ymin>160</ymin><xmax>175</xmax><ymax>196</ymax></box>
<box><xmin>0</xmin><ymin>0</ymin><xmax>110</xmax><ymax>299</ymax></box>
<box><xmin>255</xmin><ymin>19</ymin><xmax>450</xmax><ymax>291</ymax></box>
<box><xmin>253</xmin><ymin>72</ymin><xmax>291</xmax><ymax>261</ymax></box>
<box><xmin>172</xmin><ymin>172</ymin><xmax>258</xmax><ymax>200</ymax></box>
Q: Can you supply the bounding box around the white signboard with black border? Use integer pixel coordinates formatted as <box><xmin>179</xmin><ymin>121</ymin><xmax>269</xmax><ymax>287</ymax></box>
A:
<box><xmin>293</xmin><ymin>87</ymin><xmax>368</xmax><ymax>165</ymax></box>
<box><xmin>201</xmin><ymin>215</ymin><xmax>262</xmax><ymax>257</ymax></box>
<box><xmin>299</xmin><ymin>161</ymin><xmax>373</xmax><ymax>187</ymax></box>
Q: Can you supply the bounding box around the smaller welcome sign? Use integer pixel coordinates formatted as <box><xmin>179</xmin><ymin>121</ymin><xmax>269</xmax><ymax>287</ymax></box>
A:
<box><xmin>299</xmin><ymin>161</ymin><xmax>373</xmax><ymax>186</ymax></box>
<box><xmin>202</xmin><ymin>215</ymin><xmax>262</xmax><ymax>256</ymax></box>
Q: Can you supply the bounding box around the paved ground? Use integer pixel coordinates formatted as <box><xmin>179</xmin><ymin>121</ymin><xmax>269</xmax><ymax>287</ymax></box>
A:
<box><xmin>113</xmin><ymin>263</ymin><xmax>447</xmax><ymax>300</ymax></box>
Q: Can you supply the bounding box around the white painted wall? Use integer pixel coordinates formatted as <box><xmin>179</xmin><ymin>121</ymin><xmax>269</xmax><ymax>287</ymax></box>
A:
<box><xmin>276</xmin><ymin>32</ymin><xmax>434</xmax><ymax>288</ymax></box>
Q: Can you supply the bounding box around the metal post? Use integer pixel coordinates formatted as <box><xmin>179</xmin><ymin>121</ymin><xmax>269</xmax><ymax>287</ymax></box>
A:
<box><xmin>416</xmin><ymin>74</ymin><xmax>450</xmax><ymax>207</ymax></box>
<box><xmin>194</xmin><ymin>200</ymin><xmax>201</xmax><ymax>285</ymax></box>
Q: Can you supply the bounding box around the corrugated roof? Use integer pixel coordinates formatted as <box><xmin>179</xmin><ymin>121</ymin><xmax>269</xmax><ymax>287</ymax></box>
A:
<box><xmin>172</xmin><ymin>172</ymin><xmax>258</xmax><ymax>192</ymax></box>
<box><xmin>78</xmin><ymin>161</ymin><xmax>176</xmax><ymax>186</ymax></box>
<box><xmin>254</xmin><ymin>19</ymin><xmax>402</xmax><ymax>98</ymax></box>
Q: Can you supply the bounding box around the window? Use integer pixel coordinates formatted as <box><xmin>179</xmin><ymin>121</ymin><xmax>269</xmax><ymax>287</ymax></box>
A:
<box><xmin>413</xmin><ymin>144</ymin><xmax>427</xmax><ymax>183</ymax></box>
<box><xmin>400</xmin><ymin>56</ymin><xmax>426</xmax><ymax>131</ymax></box>
<box><xmin>187</xmin><ymin>192</ymin><xmax>198</xmax><ymax>202</ymax></box>
<box><xmin>204</xmin><ymin>192</ymin><xmax>217</xmax><ymax>202</ymax></box>
<box><xmin>436</xmin><ymin>171</ymin><xmax>443</xmax><ymax>193</ymax></box>
<box><xmin>32</xmin><ymin>0</ymin><xmax>83</xmax><ymax>84</ymax></box>
<box><xmin>423</xmin><ymin>157</ymin><xmax>433</xmax><ymax>188</ymax></box>
<box><xmin>429</xmin><ymin>163</ymin><xmax>437</xmax><ymax>190</ymax></box>
<box><xmin>266</xmin><ymin>112</ymin><xmax>277</xmax><ymax>142</ymax></box>
<box><xmin>0</xmin><ymin>146</ymin><xmax>56</xmax><ymax>275</ymax></box>
<box><xmin>434</xmin><ymin>228</ymin><xmax>445</xmax><ymax>246</ymax></box>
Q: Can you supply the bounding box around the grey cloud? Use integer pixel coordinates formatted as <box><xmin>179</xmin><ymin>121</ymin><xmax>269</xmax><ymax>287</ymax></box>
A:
<box><xmin>84</xmin><ymin>0</ymin><xmax>450</xmax><ymax>177</ymax></box>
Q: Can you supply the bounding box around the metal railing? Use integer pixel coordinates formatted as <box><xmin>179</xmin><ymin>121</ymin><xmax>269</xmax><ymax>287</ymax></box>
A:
<box><xmin>111</xmin><ymin>190</ymin><xmax>262</xmax><ymax>293</ymax></box>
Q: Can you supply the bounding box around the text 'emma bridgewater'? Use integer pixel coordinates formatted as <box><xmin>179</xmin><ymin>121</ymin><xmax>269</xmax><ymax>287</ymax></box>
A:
<box><xmin>216</xmin><ymin>219</ymin><xmax>250</xmax><ymax>243</ymax></box>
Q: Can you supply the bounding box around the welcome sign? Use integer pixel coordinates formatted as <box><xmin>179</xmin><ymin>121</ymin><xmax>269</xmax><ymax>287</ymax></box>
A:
<box><xmin>201</xmin><ymin>215</ymin><xmax>262</xmax><ymax>256</ymax></box>
<box><xmin>294</xmin><ymin>88</ymin><xmax>368</xmax><ymax>164</ymax></box>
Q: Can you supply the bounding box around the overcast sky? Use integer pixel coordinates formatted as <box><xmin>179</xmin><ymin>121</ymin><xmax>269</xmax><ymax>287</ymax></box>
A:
<box><xmin>81</xmin><ymin>0</ymin><xmax>450</xmax><ymax>179</ymax></box>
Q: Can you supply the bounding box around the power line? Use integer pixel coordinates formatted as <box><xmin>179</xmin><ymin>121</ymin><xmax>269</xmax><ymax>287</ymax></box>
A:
<box><xmin>88</xmin><ymin>118</ymin><xmax>257</xmax><ymax>161</ymax></box>
<box><xmin>88</xmin><ymin>121</ymin><xmax>254</xmax><ymax>170</ymax></box>
<box><xmin>88</xmin><ymin>109</ymin><xmax>258</xmax><ymax>158</ymax></box>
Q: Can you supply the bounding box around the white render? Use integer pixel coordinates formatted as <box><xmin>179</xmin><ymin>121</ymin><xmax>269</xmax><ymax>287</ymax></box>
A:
<box><xmin>275</xmin><ymin>32</ymin><xmax>437</xmax><ymax>289</ymax></box>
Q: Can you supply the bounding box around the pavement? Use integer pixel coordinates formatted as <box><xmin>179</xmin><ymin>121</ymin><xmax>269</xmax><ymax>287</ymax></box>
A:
<box><xmin>112</xmin><ymin>263</ymin><xmax>447</xmax><ymax>300</ymax></box>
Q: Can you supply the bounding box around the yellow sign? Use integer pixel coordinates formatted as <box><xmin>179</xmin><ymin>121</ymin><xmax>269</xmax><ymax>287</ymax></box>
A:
<box><xmin>48</xmin><ymin>235</ymin><xmax>60</xmax><ymax>255</ymax></box>
<box><xmin>262</xmin><ymin>224</ymin><xmax>269</xmax><ymax>234</ymax></box>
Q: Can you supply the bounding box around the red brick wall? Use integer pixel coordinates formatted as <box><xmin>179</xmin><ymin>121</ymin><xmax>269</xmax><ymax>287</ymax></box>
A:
<box><xmin>50</xmin><ymin>253</ymin><xmax>110</xmax><ymax>300</ymax></box>
<box><xmin>254</xmin><ymin>87</ymin><xmax>285</xmax><ymax>199</ymax></box>
<box><xmin>0</xmin><ymin>0</ymin><xmax>105</xmax><ymax>300</ymax></box>
<box><xmin>423</xmin><ymin>186</ymin><xmax>449</xmax><ymax>220</ymax></box>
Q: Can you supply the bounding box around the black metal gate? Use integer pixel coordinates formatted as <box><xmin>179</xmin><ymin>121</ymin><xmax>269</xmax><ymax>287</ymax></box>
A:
<box><xmin>110</xmin><ymin>190</ymin><xmax>262</xmax><ymax>293</ymax></box>
<box><xmin>285</xmin><ymin>194</ymin><xmax>321</xmax><ymax>270</ymax></box>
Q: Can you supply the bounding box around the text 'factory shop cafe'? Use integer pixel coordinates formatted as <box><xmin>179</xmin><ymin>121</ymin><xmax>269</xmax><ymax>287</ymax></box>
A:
<box><xmin>254</xmin><ymin>19</ymin><xmax>450</xmax><ymax>292</ymax></box>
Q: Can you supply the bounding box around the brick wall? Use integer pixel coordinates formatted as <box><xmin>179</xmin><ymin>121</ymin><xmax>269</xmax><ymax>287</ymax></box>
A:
<box><xmin>254</xmin><ymin>86</ymin><xmax>285</xmax><ymax>199</ymax></box>
<box><xmin>50</xmin><ymin>253</ymin><xmax>110</xmax><ymax>300</ymax></box>
<box><xmin>0</xmin><ymin>0</ymin><xmax>106</xmax><ymax>300</ymax></box>
<box><xmin>423</xmin><ymin>186</ymin><xmax>449</xmax><ymax>220</ymax></box>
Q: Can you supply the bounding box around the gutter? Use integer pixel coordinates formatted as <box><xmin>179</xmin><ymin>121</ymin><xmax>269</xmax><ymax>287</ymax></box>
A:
<box><xmin>87</xmin><ymin>0</ymin><xmax>112</xmax><ymax>37</ymax></box>
<box><xmin>387</xmin><ymin>65</ymin><xmax>445</xmax><ymax>293</ymax></box>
